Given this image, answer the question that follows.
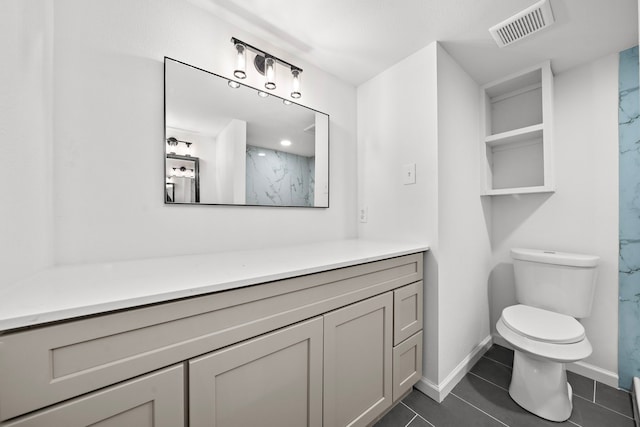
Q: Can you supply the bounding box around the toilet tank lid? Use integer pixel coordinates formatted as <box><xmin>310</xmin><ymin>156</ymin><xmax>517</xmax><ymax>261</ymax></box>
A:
<box><xmin>511</xmin><ymin>248</ymin><xmax>599</xmax><ymax>267</ymax></box>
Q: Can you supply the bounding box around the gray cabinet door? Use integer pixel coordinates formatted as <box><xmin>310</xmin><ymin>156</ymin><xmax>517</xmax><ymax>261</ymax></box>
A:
<box><xmin>323</xmin><ymin>292</ymin><xmax>393</xmax><ymax>427</ymax></box>
<box><xmin>189</xmin><ymin>317</ymin><xmax>323</xmax><ymax>427</ymax></box>
<box><xmin>3</xmin><ymin>365</ymin><xmax>184</xmax><ymax>427</ymax></box>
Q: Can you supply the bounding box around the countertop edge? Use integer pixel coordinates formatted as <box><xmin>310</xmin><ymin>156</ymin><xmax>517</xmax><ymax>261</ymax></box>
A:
<box><xmin>0</xmin><ymin>240</ymin><xmax>429</xmax><ymax>332</ymax></box>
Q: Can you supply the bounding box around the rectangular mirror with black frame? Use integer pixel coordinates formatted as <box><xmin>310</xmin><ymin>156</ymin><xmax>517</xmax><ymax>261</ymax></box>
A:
<box><xmin>164</xmin><ymin>57</ymin><xmax>329</xmax><ymax>208</ymax></box>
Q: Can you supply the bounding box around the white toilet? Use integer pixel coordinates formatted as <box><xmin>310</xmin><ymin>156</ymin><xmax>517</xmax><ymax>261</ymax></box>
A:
<box><xmin>496</xmin><ymin>248</ymin><xmax>599</xmax><ymax>422</ymax></box>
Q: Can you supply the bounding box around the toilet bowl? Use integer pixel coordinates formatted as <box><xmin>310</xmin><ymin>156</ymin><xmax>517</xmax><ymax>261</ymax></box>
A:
<box><xmin>497</xmin><ymin>304</ymin><xmax>592</xmax><ymax>421</ymax></box>
<box><xmin>496</xmin><ymin>248</ymin><xmax>599</xmax><ymax>422</ymax></box>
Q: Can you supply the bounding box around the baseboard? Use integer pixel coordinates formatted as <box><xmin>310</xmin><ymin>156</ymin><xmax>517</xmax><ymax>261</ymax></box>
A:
<box><xmin>415</xmin><ymin>335</ymin><xmax>492</xmax><ymax>402</ymax></box>
<box><xmin>632</xmin><ymin>377</ymin><xmax>639</xmax><ymax>427</ymax></box>
<box><xmin>491</xmin><ymin>333</ymin><xmax>619</xmax><ymax>388</ymax></box>
<box><xmin>568</xmin><ymin>360</ymin><xmax>618</xmax><ymax>388</ymax></box>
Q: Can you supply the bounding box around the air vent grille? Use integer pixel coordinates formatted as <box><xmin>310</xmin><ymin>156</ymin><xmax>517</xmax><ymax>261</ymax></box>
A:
<box><xmin>489</xmin><ymin>0</ymin><xmax>555</xmax><ymax>47</ymax></box>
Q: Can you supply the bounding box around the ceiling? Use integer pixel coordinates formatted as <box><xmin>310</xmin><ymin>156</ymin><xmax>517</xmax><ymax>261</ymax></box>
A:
<box><xmin>193</xmin><ymin>0</ymin><xmax>638</xmax><ymax>86</ymax></box>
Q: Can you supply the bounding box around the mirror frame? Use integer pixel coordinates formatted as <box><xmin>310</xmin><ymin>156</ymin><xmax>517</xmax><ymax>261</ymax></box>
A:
<box><xmin>163</xmin><ymin>57</ymin><xmax>330</xmax><ymax>208</ymax></box>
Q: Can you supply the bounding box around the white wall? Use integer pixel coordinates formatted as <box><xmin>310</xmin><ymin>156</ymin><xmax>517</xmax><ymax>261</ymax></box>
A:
<box><xmin>435</xmin><ymin>45</ymin><xmax>493</xmax><ymax>384</ymax></box>
<box><xmin>357</xmin><ymin>42</ymin><xmax>492</xmax><ymax>398</ymax></box>
<box><xmin>215</xmin><ymin>119</ymin><xmax>246</xmax><ymax>204</ymax></box>
<box><xmin>489</xmin><ymin>53</ymin><xmax>620</xmax><ymax>384</ymax></box>
<box><xmin>48</xmin><ymin>0</ymin><xmax>357</xmax><ymax>265</ymax></box>
<box><xmin>357</xmin><ymin>41</ymin><xmax>440</xmax><ymax>382</ymax></box>
<box><xmin>0</xmin><ymin>1</ymin><xmax>54</xmax><ymax>289</ymax></box>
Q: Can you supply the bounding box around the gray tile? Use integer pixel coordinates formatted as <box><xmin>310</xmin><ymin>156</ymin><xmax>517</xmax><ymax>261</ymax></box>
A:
<box><xmin>408</xmin><ymin>415</ymin><xmax>433</xmax><ymax>427</ymax></box>
<box><xmin>570</xmin><ymin>395</ymin><xmax>635</xmax><ymax>427</ymax></box>
<box><xmin>567</xmin><ymin>370</ymin><xmax>595</xmax><ymax>402</ymax></box>
<box><xmin>484</xmin><ymin>345</ymin><xmax>514</xmax><ymax>367</ymax></box>
<box><xmin>595</xmin><ymin>382</ymin><xmax>634</xmax><ymax>418</ymax></box>
<box><xmin>452</xmin><ymin>373</ymin><xmax>574</xmax><ymax>426</ymax></box>
<box><xmin>402</xmin><ymin>389</ymin><xmax>505</xmax><ymax>427</ymax></box>
<box><xmin>374</xmin><ymin>402</ymin><xmax>416</xmax><ymax>427</ymax></box>
<box><xmin>471</xmin><ymin>357</ymin><xmax>512</xmax><ymax>390</ymax></box>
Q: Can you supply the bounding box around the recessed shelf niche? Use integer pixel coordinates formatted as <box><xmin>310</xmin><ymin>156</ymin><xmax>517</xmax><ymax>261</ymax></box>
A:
<box><xmin>480</xmin><ymin>61</ymin><xmax>554</xmax><ymax>196</ymax></box>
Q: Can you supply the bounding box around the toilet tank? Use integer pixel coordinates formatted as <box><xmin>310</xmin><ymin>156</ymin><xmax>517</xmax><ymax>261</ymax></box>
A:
<box><xmin>511</xmin><ymin>248</ymin><xmax>599</xmax><ymax>318</ymax></box>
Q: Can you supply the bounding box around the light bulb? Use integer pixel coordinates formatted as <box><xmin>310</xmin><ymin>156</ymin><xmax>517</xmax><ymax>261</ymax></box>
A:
<box><xmin>291</xmin><ymin>69</ymin><xmax>301</xmax><ymax>99</ymax></box>
<box><xmin>234</xmin><ymin>43</ymin><xmax>246</xmax><ymax>79</ymax></box>
<box><xmin>265</xmin><ymin>56</ymin><xmax>276</xmax><ymax>90</ymax></box>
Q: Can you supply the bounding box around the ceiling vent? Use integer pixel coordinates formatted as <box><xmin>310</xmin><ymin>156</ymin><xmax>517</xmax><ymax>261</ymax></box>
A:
<box><xmin>489</xmin><ymin>0</ymin><xmax>555</xmax><ymax>48</ymax></box>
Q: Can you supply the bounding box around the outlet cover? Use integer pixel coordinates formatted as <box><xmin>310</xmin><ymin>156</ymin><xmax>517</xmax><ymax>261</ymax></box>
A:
<box><xmin>359</xmin><ymin>206</ymin><xmax>368</xmax><ymax>223</ymax></box>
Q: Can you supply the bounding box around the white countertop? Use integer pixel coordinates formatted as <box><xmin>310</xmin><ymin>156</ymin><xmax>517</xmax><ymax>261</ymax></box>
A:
<box><xmin>0</xmin><ymin>239</ymin><xmax>428</xmax><ymax>332</ymax></box>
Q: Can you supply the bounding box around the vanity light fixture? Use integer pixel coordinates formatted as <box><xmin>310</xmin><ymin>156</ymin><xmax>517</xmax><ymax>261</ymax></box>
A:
<box><xmin>166</xmin><ymin>137</ymin><xmax>194</xmax><ymax>156</ymax></box>
<box><xmin>230</xmin><ymin>37</ymin><xmax>303</xmax><ymax>98</ymax></box>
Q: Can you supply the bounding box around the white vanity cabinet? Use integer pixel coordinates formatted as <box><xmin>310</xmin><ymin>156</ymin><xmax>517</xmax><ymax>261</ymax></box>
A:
<box><xmin>0</xmin><ymin>251</ymin><xmax>425</xmax><ymax>427</ymax></box>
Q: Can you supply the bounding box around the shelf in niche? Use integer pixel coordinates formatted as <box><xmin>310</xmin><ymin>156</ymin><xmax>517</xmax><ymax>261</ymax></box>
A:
<box><xmin>484</xmin><ymin>124</ymin><xmax>543</xmax><ymax>147</ymax></box>
<box><xmin>482</xmin><ymin>185</ymin><xmax>555</xmax><ymax>196</ymax></box>
<box><xmin>480</xmin><ymin>61</ymin><xmax>553</xmax><ymax>196</ymax></box>
<box><xmin>166</xmin><ymin>153</ymin><xmax>199</xmax><ymax>161</ymax></box>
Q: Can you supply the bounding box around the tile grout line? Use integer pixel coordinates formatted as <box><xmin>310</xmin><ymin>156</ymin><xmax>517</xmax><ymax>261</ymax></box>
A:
<box><xmin>468</xmin><ymin>370</ymin><xmax>510</xmax><ymax>392</ymax></box>
<box><xmin>483</xmin><ymin>355</ymin><xmax>514</xmax><ymax>370</ymax></box>
<box><xmin>403</xmin><ymin>414</ymin><xmax>418</xmax><ymax>427</ymax></box>
<box><xmin>450</xmin><ymin>392</ymin><xmax>511</xmax><ymax>427</ymax></box>
<box><xmin>572</xmin><ymin>393</ymin><xmax>636</xmax><ymax>420</ymax></box>
<box><xmin>400</xmin><ymin>401</ymin><xmax>436</xmax><ymax>427</ymax></box>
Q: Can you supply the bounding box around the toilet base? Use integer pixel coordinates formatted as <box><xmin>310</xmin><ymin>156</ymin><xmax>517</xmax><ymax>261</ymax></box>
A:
<box><xmin>509</xmin><ymin>350</ymin><xmax>573</xmax><ymax>422</ymax></box>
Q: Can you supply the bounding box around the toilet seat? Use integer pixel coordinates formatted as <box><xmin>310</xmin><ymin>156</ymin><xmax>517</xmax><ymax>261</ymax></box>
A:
<box><xmin>502</xmin><ymin>304</ymin><xmax>585</xmax><ymax>344</ymax></box>
<box><xmin>497</xmin><ymin>305</ymin><xmax>592</xmax><ymax>363</ymax></box>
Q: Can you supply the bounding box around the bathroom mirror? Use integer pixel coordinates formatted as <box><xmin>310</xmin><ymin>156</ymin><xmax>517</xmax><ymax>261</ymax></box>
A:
<box><xmin>164</xmin><ymin>57</ymin><xmax>329</xmax><ymax>207</ymax></box>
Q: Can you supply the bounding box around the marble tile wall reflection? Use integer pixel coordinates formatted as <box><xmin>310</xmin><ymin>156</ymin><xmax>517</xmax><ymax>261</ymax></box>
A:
<box><xmin>619</xmin><ymin>45</ymin><xmax>640</xmax><ymax>390</ymax></box>
<box><xmin>246</xmin><ymin>145</ymin><xmax>315</xmax><ymax>207</ymax></box>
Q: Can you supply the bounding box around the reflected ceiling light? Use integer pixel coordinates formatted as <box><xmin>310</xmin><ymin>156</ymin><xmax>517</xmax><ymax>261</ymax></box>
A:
<box><xmin>233</xmin><ymin>42</ymin><xmax>247</xmax><ymax>79</ymax></box>
<box><xmin>258</xmin><ymin>91</ymin><xmax>269</xmax><ymax>98</ymax></box>
<box><xmin>280</xmin><ymin>139</ymin><xmax>292</xmax><ymax>147</ymax></box>
<box><xmin>228</xmin><ymin>80</ymin><xmax>240</xmax><ymax>89</ymax></box>
<box><xmin>230</xmin><ymin>37</ymin><xmax>303</xmax><ymax>98</ymax></box>
<box><xmin>283</xmin><ymin>99</ymin><xmax>292</xmax><ymax>106</ymax></box>
<box><xmin>258</xmin><ymin>152</ymin><xmax>266</xmax><ymax>157</ymax></box>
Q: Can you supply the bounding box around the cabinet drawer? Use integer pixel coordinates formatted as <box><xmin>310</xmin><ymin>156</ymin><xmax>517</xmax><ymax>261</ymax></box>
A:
<box><xmin>2</xmin><ymin>365</ymin><xmax>184</xmax><ymax>427</ymax></box>
<box><xmin>0</xmin><ymin>253</ymin><xmax>423</xmax><ymax>421</ymax></box>
<box><xmin>393</xmin><ymin>281</ymin><xmax>423</xmax><ymax>345</ymax></box>
<box><xmin>393</xmin><ymin>331</ymin><xmax>423</xmax><ymax>401</ymax></box>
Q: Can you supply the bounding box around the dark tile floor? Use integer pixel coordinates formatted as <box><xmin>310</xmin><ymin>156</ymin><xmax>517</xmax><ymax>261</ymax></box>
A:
<box><xmin>375</xmin><ymin>345</ymin><xmax>636</xmax><ymax>427</ymax></box>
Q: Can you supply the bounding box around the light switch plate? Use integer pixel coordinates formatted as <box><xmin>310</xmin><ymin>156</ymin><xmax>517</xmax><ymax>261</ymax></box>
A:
<box><xmin>403</xmin><ymin>163</ymin><xmax>416</xmax><ymax>185</ymax></box>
